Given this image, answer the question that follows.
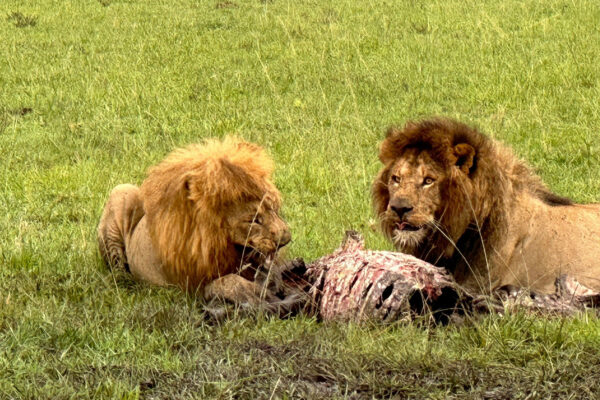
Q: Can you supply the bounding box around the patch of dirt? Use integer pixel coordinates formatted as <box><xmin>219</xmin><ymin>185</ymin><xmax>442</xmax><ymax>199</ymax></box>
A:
<box><xmin>7</xmin><ymin>11</ymin><xmax>37</xmax><ymax>28</ymax></box>
<box><xmin>9</xmin><ymin>107</ymin><xmax>33</xmax><ymax>116</ymax></box>
<box><xmin>216</xmin><ymin>1</ymin><xmax>238</xmax><ymax>9</ymax></box>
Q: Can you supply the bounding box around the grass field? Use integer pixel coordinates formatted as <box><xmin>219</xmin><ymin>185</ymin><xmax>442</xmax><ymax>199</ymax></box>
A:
<box><xmin>1</xmin><ymin>0</ymin><xmax>600</xmax><ymax>398</ymax></box>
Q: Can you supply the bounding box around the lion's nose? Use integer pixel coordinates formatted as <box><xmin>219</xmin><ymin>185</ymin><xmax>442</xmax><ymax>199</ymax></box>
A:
<box><xmin>392</xmin><ymin>205</ymin><xmax>413</xmax><ymax>218</ymax></box>
<box><xmin>277</xmin><ymin>230</ymin><xmax>292</xmax><ymax>248</ymax></box>
<box><xmin>389</xmin><ymin>198</ymin><xmax>413</xmax><ymax>219</ymax></box>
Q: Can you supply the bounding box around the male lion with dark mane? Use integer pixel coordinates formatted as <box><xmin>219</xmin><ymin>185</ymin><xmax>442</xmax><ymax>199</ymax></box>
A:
<box><xmin>97</xmin><ymin>137</ymin><xmax>291</xmax><ymax>306</ymax></box>
<box><xmin>372</xmin><ymin>118</ymin><xmax>600</xmax><ymax>295</ymax></box>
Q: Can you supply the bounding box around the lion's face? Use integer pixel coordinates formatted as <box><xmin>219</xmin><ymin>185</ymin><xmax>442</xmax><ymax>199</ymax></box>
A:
<box><xmin>373</xmin><ymin>119</ymin><xmax>480</xmax><ymax>260</ymax></box>
<box><xmin>380</xmin><ymin>148</ymin><xmax>447</xmax><ymax>250</ymax></box>
<box><xmin>226</xmin><ymin>196</ymin><xmax>291</xmax><ymax>265</ymax></box>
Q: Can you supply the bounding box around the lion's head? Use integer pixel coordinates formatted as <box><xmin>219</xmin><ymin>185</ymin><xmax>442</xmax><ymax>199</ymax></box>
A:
<box><xmin>140</xmin><ymin>137</ymin><xmax>291</xmax><ymax>290</ymax></box>
<box><xmin>373</xmin><ymin>118</ymin><xmax>581</xmax><ymax>293</ymax></box>
<box><xmin>372</xmin><ymin>118</ymin><xmax>501</xmax><ymax>261</ymax></box>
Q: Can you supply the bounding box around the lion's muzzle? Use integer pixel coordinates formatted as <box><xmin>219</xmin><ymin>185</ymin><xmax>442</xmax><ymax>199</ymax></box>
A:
<box><xmin>389</xmin><ymin>197</ymin><xmax>414</xmax><ymax>220</ymax></box>
<box><xmin>277</xmin><ymin>229</ymin><xmax>292</xmax><ymax>249</ymax></box>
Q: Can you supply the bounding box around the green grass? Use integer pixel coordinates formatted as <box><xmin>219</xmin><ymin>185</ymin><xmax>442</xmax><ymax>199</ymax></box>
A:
<box><xmin>1</xmin><ymin>0</ymin><xmax>600</xmax><ymax>398</ymax></box>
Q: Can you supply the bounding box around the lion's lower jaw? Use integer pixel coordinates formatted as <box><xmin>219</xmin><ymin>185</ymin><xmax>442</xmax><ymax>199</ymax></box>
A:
<box><xmin>391</xmin><ymin>228</ymin><xmax>428</xmax><ymax>253</ymax></box>
<box><xmin>238</xmin><ymin>247</ymin><xmax>277</xmax><ymax>267</ymax></box>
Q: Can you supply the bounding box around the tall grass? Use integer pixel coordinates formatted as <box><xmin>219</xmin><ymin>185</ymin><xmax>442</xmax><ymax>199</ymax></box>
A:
<box><xmin>1</xmin><ymin>0</ymin><xmax>600</xmax><ymax>397</ymax></box>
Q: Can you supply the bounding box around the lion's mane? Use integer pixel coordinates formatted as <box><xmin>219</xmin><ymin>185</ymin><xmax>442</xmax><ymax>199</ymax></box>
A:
<box><xmin>140</xmin><ymin>137</ymin><xmax>281</xmax><ymax>290</ymax></box>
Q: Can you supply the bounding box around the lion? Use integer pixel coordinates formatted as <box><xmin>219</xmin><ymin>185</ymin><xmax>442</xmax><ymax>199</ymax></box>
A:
<box><xmin>97</xmin><ymin>137</ymin><xmax>292</xmax><ymax>306</ymax></box>
<box><xmin>372</xmin><ymin>117</ymin><xmax>600</xmax><ymax>295</ymax></box>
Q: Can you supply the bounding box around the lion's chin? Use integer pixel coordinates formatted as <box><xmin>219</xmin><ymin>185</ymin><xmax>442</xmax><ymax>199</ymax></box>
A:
<box><xmin>391</xmin><ymin>227</ymin><xmax>428</xmax><ymax>251</ymax></box>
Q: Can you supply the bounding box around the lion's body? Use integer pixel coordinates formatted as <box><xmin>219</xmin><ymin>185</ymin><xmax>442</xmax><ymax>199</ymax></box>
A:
<box><xmin>97</xmin><ymin>138</ymin><xmax>291</xmax><ymax>304</ymax></box>
<box><xmin>98</xmin><ymin>184</ymin><xmax>169</xmax><ymax>286</ymax></box>
<box><xmin>490</xmin><ymin>202</ymin><xmax>600</xmax><ymax>292</ymax></box>
<box><xmin>373</xmin><ymin>118</ymin><xmax>600</xmax><ymax>294</ymax></box>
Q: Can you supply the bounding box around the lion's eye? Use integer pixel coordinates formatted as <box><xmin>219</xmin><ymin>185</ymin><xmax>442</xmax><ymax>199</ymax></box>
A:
<box><xmin>423</xmin><ymin>177</ymin><xmax>435</xmax><ymax>186</ymax></box>
<box><xmin>391</xmin><ymin>175</ymin><xmax>401</xmax><ymax>184</ymax></box>
<box><xmin>253</xmin><ymin>216</ymin><xmax>263</xmax><ymax>225</ymax></box>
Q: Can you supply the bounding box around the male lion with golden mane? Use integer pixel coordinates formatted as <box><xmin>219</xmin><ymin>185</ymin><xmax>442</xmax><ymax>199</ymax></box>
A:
<box><xmin>372</xmin><ymin>118</ymin><xmax>600</xmax><ymax>295</ymax></box>
<box><xmin>97</xmin><ymin>137</ymin><xmax>291</xmax><ymax>306</ymax></box>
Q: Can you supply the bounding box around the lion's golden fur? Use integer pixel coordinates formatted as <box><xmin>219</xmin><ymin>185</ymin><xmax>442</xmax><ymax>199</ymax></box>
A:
<box><xmin>373</xmin><ymin>118</ymin><xmax>600</xmax><ymax>294</ymax></box>
<box><xmin>140</xmin><ymin>137</ymin><xmax>282</xmax><ymax>290</ymax></box>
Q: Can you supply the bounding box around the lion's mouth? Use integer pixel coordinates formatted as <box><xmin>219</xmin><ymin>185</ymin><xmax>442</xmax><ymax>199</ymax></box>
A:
<box><xmin>235</xmin><ymin>244</ymin><xmax>276</xmax><ymax>264</ymax></box>
<box><xmin>390</xmin><ymin>221</ymin><xmax>428</xmax><ymax>249</ymax></box>
<box><xmin>395</xmin><ymin>222</ymin><xmax>422</xmax><ymax>232</ymax></box>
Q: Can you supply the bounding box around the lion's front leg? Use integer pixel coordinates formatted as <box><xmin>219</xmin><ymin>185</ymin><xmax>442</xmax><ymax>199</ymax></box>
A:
<box><xmin>203</xmin><ymin>274</ymin><xmax>280</xmax><ymax>311</ymax></box>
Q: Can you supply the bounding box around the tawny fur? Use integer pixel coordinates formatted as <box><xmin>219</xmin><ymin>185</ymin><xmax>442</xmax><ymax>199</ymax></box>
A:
<box><xmin>98</xmin><ymin>137</ymin><xmax>290</xmax><ymax>303</ymax></box>
<box><xmin>140</xmin><ymin>138</ymin><xmax>281</xmax><ymax>289</ymax></box>
<box><xmin>373</xmin><ymin>118</ymin><xmax>600</xmax><ymax>294</ymax></box>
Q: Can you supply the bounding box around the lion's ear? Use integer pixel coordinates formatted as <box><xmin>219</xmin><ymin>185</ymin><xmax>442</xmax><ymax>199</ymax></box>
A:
<box><xmin>451</xmin><ymin>143</ymin><xmax>476</xmax><ymax>174</ymax></box>
<box><xmin>379</xmin><ymin>128</ymin><xmax>402</xmax><ymax>164</ymax></box>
